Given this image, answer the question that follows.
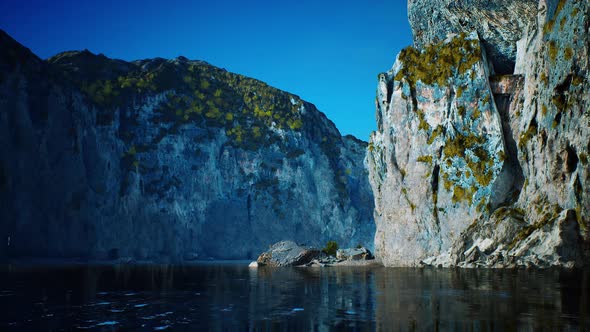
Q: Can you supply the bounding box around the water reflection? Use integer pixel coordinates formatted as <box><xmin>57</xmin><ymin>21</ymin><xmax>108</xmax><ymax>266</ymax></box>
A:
<box><xmin>374</xmin><ymin>268</ymin><xmax>589</xmax><ymax>330</ymax></box>
<box><xmin>0</xmin><ymin>264</ymin><xmax>588</xmax><ymax>330</ymax></box>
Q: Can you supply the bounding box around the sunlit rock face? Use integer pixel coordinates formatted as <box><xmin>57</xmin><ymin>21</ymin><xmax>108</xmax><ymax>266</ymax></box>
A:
<box><xmin>0</xmin><ymin>30</ymin><xmax>374</xmax><ymax>261</ymax></box>
<box><xmin>368</xmin><ymin>32</ymin><xmax>509</xmax><ymax>266</ymax></box>
<box><xmin>408</xmin><ymin>0</ymin><xmax>538</xmax><ymax>74</ymax></box>
<box><xmin>370</xmin><ymin>0</ymin><xmax>589</xmax><ymax>267</ymax></box>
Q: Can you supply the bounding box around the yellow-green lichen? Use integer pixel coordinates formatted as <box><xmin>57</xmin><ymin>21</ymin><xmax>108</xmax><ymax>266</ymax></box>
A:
<box><xmin>73</xmin><ymin>56</ymin><xmax>307</xmax><ymax>149</ymax></box>
<box><xmin>458</xmin><ymin>106</ymin><xmax>467</xmax><ymax>117</ymax></box>
<box><xmin>427</xmin><ymin>125</ymin><xmax>444</xmax><ymax>145</ymax></box>
<box><xmin>416</xmin><ymin>109</ymin><xmax>431</xmax><ymax>131</ymax></box>
<box><xmin>548</xmin><ymin>41</ymin><xmax>558</xmax><ymax>62</ymax></box>
<box><xmin>442</xmin><ymin>132</ymin><xmax>485</xmax><ymax>158</ymax></box>
<box><xmin>564</xmin><ymin>47</ymin><xmax>574</xmax><ymax>61</ymax></box>
<box><xmin>481</xmin><ymin>95</ymin><xmax>490</xmax><ymax>105</ymax></box>
<box><xmin>452</xmin><ymin>186</ymin><xmax>473</xmax><ymax>205</ymax></box>
<box><xmin>572</xmin><ymin>74</ymin><xmax>584</xmax><ymax>86</ymax></box>
<box><xmin>472</xmin><ymin>107</ymin><xmax>481</xmax><ymax>120</ymax></box>
<box><xmin>552</xmin><ymin>94</ymin><xmax>568</xmax><ymax>113</ymax></box>
<box><xmin>518</xmin><ymin>122</ymin><xmax>538</xmax><ymax>148</ymax></box>
<box><xmin>572</xmin><ymin>7</ymin><xmax>579</xmax><ymax>17</ymax></box>
<box><xmin>394</xmin><ymin>33</ymin><xmax>481</xmax><ymax>87</ymax></box>
<box><xmin>456</xmin><ymin>86</ymin><xmax>464</xmax><ymax>98</ymax></box>
<box><xmin>401</xmin><ymin>187</ymin><xmax>416</xmax><ymax>212</ymax></box>
<box><xmin>509</xmin><ymin>202</ymin><xmax>563</xmax><ymax>250</ymax></box>
<box><xmin>467</xmin><ymin>147</ymin><xmax>494</xmax><ymax>186</ymax></box>
<box><xmin>543</xmin><ymin>0</ymin><xmax>568</xmax><ymax>34</ymax></box>
<box><xmin>559</xmin><ymin>16</ymin><xmax>567</xmax><ymax>30</ymax></box>
<box><xmin>417</xmin><ymin>155</ymin><xmax>433</xmax><ymax>164</ymax></box>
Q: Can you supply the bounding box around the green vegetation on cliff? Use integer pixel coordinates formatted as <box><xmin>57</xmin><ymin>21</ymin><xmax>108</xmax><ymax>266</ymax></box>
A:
<box><xmin>394</xmin><ymin>33</ymin><xmax>482</xmax><ymax>87</ymax></box>
<box><xmin>50</xmin><ymin>53</ymin><xmax>306</xmax><ymax>150</ymax></box>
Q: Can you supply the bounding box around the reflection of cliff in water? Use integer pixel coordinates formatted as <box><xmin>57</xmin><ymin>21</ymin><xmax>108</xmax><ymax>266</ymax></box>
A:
<box><xmin>0</xmin><ymin>264</ymin><xmax>588</xmax><ymax>330</ymax></box>
<box><xmin>247</xmin><ymin>267</ymin><xmax>378</xmax><ymax>330</ymax></box>
<box><xmin>374</xmin><ymin>268</ymin><xmax>590</xmax><ymax>330</ymax></box>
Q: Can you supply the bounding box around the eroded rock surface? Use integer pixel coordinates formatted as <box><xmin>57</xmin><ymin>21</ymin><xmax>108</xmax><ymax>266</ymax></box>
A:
<box><xmin>370</xmin><ymin>0</ymin><xmax>590</xmax><ymax>268</ymax></box>
<box><xmin>368</xmin><ymin>32</ymin><xmax>508</xmax><ymax>266</ymax></box>
<box><xmin>257</xmin><ymin>241</ymin><xmax>320</xmax><ymax>267</ymax></box>
<box><xmin>0</xmin><ymin>30</ymin><xmax>375</xmax><ymax>262</ymax></box>
<box><xmin>336</xmin><ymin>247</ymin><xmax>373</xmax><ymax>261</ymax></box>
<box><xmin>408</xmin><ymin>0</ymin><xmax>537</xmax><ymax>74</ymax></box>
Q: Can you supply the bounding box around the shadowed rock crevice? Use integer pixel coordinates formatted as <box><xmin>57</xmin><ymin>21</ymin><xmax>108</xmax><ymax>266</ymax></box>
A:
<box><xmin>490</xmin><ymin>75</ymin><xmax>525</xmax><ymax>203</ymax></box>
<box><xmin>565</xmin><ymin>145</ymin><xmax>578</xmax><ymax>173</ymax></box>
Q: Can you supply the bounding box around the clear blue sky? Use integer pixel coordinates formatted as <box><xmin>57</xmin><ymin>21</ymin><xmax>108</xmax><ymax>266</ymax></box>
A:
<box><xmin>1</xmin><ymin>0</ymin><xmax>412</xmax><ymax>140</ymax></box>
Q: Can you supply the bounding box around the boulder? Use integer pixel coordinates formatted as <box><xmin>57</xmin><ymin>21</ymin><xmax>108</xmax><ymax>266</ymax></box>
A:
<box><xmin>256</xmin><ymin>241</ymin><xmax>320</xmax><ymax>267</ymax></box>
<box><xmin>336</xmin><ymin>247</ymin><xmax>374</xmax><ymax>261</ymax></box>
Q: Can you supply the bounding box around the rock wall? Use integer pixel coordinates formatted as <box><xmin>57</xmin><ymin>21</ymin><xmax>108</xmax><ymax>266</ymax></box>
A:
<box><xmin>369</xmin><ymin>0</ymin><xmax>589</xmax><ymax>267</ymax></box>
<box><xmin>408</xmin><ymin>0</ymin><xmax>538</xmax><ymax>74</ymax></box>
<box><xmin>0</xmin><ymin>30</ymin><xmax>375</xmax><ymax>261</ymax></box>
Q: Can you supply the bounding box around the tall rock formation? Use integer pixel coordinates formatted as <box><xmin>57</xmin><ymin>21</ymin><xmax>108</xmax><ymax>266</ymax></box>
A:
<box><xmin>368</xmin><ymin>0</ymin><xmax>589</xmax><ymax>267</ymax></box>
<box><xmin>408</xmin><ymin>0</ymin><xmax>538</xmax><ymax>74</ymax></box>
<box><xmin>0</xmin><ymin>30</ymin><xmax>374</xmax><ymax>261</ymax></box>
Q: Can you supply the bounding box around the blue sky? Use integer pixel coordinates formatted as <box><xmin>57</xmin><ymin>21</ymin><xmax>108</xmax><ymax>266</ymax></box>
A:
<box><xmin>1</xmin><ymin>0</ymin><xmax>412</xmax><ymax>140</ymax></box>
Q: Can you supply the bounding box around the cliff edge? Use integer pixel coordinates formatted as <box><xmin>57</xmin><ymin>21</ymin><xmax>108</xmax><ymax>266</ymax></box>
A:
<box><xmin>0</xmin><ymin>31</ymin><xmax>375</xmax><ymax>261</ymax></box>
<box><xmin>368</xmin><ymin>0</ymin><xmax>589</xmax><ymax>268</ymax></box>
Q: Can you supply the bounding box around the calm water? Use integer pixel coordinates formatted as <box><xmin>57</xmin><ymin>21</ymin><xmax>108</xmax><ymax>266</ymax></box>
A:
<box><xmin>0</xmin><ymin>263</ymin><xmax>589</xmax><ymax>331</ymax></box>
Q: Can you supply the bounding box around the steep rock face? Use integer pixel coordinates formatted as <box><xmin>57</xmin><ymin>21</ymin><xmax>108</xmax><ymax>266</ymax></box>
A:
<box><xmin>408</xmin><ymin>0</ymin><xmax>538</xmax><ymax>74</ymax></box>
<box><xmin>0</xmin><ymin>31</ymin><xmax>374</xmax><ymax>261</ymax></box>
<box><xmin>370</xmin><ymin>0</ymin><xmax>589</xmax><ymax>267</ymax></box>
<box><xmin>368</xmin><ymin>32</ymin><xmax>509</xmax><ymax>266</ymax></box>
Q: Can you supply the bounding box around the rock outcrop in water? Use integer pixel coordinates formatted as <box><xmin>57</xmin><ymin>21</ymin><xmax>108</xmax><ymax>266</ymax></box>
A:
<box><xmin>0</xmin><ymin>30</ymin><xmax>374</xmax><ymax>261</ymax></box>
<box><xmin>368</xmin><ymin>0</ymin><xmax>590</xmax><ymax>268</ymax></box>
<box><xmin>255</xmin><ymin>240</ymin><xmax>374</xmax><ymax>266</ymax></box>
<box><xmin>256</xmin><ymin>241</ymin><xmax>320</xmax><ymax>267</ymax></box>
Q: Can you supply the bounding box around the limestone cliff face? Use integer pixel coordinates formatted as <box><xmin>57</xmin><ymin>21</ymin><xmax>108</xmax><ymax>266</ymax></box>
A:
<box><xmin>369</xmin><ymin>0</ymin><xmax>589</xmax><ymax>267</ymax></box>
<box><xmin>408</xmin><ymin>0</ymin><xmax>538</xmax><ymax>74</ymax></box>
<box><xmin>0</xmin><ymin>31</ymin><xmax>374</xmax><ymax>261</ymax></box>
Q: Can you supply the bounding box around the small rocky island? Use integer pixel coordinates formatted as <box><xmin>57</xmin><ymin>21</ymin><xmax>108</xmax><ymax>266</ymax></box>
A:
<box><xmin>251</xmin><ymin>241</ymin><xmax>376</xmax><ymax>267</ymax></box>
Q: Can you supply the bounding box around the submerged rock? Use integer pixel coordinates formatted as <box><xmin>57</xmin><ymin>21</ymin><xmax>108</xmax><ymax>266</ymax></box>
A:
<box><xmin>256</xmin><ymin>241</ymin><xmax>320</xmax><ymax>267</ymax></box>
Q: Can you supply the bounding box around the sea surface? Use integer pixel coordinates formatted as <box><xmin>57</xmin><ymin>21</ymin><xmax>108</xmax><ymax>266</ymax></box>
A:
<box><xmin>0</xmin><ymin>262</ymin><xmax>588</xmax><ymax>331</ymax></box>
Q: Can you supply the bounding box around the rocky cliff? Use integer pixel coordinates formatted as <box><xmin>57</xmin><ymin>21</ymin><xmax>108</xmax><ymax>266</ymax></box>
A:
<box><xmin>0</xmin><ymin>30</ymin><xmax>374</xmax><ymax>261</ymax></box>
<box><xmin>368</xmin><ymin>0</ymin><xmax>590</xmax><ymax>267</ymax></box>
<box><xmin>408</xmin><ymin>0</ymin><xmax>538</xmax><ymax>74</ymax></box>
